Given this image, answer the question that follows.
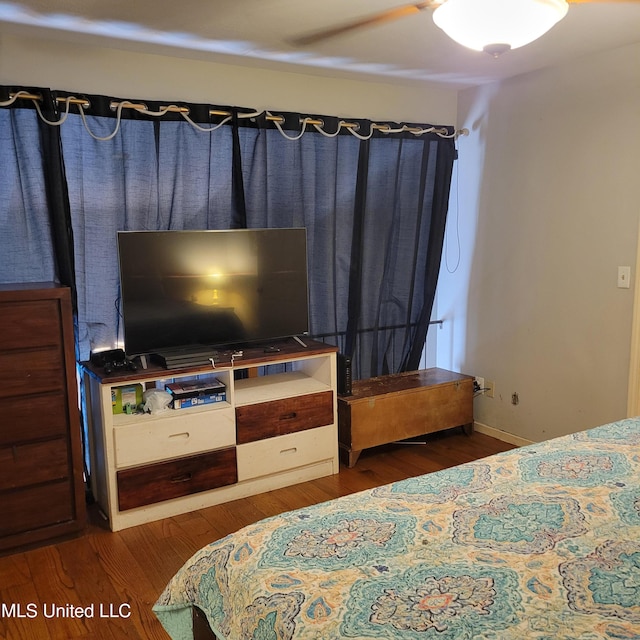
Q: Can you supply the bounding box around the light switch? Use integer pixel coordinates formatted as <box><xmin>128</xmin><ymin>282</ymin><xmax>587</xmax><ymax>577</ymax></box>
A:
<box><xmin>618</xmin><ymin>266</ymin><xmax>631</xmax><ymax>289</ymax></box>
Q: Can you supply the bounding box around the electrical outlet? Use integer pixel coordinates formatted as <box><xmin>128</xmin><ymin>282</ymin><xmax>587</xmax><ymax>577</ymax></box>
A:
<box><xmin>485</xmin><ymin>380</ymin><xmax>495</xmax><ymax>398</ymax></box>
<box><xmin>474</xmin><ymin>376</ymin><xmax>484</xmax><ymax>394</ymax></box>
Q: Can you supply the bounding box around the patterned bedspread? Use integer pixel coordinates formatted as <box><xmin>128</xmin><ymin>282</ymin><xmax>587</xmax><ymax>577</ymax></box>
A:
<box><xmin>153</xmin><ymin>418</ymin><xmax>640</xmax><ymax>639</ymax></box>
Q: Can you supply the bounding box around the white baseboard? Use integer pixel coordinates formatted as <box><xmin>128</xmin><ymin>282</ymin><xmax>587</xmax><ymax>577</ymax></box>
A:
<box><xmin>474</xmin><ymin>421</ymin><xmax>534</xmax><ymax>447</ymax></box>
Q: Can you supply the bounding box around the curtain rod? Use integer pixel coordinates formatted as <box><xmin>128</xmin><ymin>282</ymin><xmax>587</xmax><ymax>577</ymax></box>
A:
<box><xmin>7</xmin><ymin>91</ymin><xmax>467</xmax><ymax>139</ymax></box>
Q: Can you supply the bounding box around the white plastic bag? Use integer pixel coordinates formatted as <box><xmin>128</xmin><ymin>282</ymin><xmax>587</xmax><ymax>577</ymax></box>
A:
<box><xmin>143</xmin><ymin>388</ymin><xmax>172</xmax><ymax>414</ymax></box>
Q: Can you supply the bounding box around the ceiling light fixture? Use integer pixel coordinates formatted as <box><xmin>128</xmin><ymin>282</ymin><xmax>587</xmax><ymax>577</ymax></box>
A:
<box><xmin>432</xmin><ymin>0</ymin><xmax>569</xmax><ymax>57</ymax></box>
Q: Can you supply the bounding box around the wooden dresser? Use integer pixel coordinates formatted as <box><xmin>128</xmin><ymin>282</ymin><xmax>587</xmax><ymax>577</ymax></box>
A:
<box><xmin>0</xmin><ymin>283</ymin><xmax>86</xmax><ymax>553</ymax></box>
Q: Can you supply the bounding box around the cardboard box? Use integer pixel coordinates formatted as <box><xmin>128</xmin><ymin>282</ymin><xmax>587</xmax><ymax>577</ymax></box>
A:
<box><xmin>112</xmin><ymin>384</ymin><xmax>143</xmax><ymax>414</ymax></box>
<box><xmin>171</xmin><ymin>392</ymin><xmax>227</xmax><ymax>410</ymax></box>
<box><xmin>166</xmin><ymin>378</ymin><xmax>227</xmax><ymax>410</ymax></box>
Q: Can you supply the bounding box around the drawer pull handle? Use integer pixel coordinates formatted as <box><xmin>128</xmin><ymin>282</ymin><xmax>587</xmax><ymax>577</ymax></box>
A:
<box><xmin>280</xmin><ymin>447</ymin><xmax>298</xmax><ymax>456</ymax></box>
<box><xmin>169</xmin><ymin>432</ymin><xmax>190</xmax><ymax>440</ymax></box>
<box><xmin>170</xmin><ymin>473</ymin><xmax>192</xmax><ymax>483</ymax></box>
<box><xmin>280</xmin><ymin>412</ymin><xmax>297</xmax><ymax>420</ymax></box>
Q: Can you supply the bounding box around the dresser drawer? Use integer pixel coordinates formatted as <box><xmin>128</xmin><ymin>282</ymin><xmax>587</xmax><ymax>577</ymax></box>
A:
<box><xmin>236</xmin><ymin>391</ymin><xmax>334</xmax><ymax>444</ymax></box>
<box><xmin>0</xmin><ymin>393</ymin><xmax>69</xmax><ymax>445</ymax></box>
<box><xmin>0</xmin><ymin>300</ymin><xmax>62</xmax><ymax>350</ymax></box>
<box><xmin>117</xmin><ymin>447</ymin><xmax>237</xmax><ymax>511</ymax></box>
<box><xmin>237</xmin><ymin>424</ymin><xmax>335</xmax><ymax>481</ymax></box>
<box><xmin>0</xmin><ymin>481</ymin><xmax>74</xmax><ymax>537</ymax></box>
<box><xmin>0</xmin><ymin>438</ymin><xmax>69</xmax><ymax>490</ymax></box>
<box><xmin>0</xmin><ymin>348</ymin><xmax>65</xmax><ymax>398</ymax></box>
<box><xmin>114</xmin><ymin>407</ymin><xmax>236</xmax><ymax>468</ymax></box>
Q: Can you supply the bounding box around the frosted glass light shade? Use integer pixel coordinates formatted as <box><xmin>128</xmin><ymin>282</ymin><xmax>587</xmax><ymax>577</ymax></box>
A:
<box><xmin>432</xmin><ymin>0</ymin><xmax>569</xmax><ymax>53</ymax></box>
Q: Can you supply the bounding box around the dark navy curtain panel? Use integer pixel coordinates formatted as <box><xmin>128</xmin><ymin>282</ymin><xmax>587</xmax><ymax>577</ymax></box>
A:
<box><xmin>0</xmin><ymin>86</ymin><xmax>455</xmax><ymax>379</ymax></box>
<box><xmin>1</xmin><ymin>88</ymin><xmax>59</xmax><ymax>283</ymax></box>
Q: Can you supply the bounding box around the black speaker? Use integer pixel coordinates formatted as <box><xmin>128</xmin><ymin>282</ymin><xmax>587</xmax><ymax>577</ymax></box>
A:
<box><xmin>337</xmin><ymin>353</ymin><xmax>352</xmax><ymax>396</ymax></box>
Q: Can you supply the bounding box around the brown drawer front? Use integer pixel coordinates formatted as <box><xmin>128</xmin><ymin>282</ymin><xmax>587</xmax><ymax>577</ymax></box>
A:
<box><xmin>0</xmin><ymin>481</ymin><xmax>74</xmax><ymax>537</ymax></box>
<box><xmin>0</xmin><ymin>300</ymin><xmax>62</xmax><ymax>350</ymax></box>
<box><xmin>0</xmin><ymin>439</ymin><xmax>69</xmax><ymax>490</ymax></box>
<box><xmin>117</xmin><ymin>448</ymin><xmax>238</xmax><ymax>511</ymax></box>
<box><xmin>236</xmin><ymin>391</ymin><xmax>334</xmax><ymax>444</ymax></box>
<box><xmin>0</xmin><ymin>348</ymin><xmax>65</xmax><ymax>398</ymax></box>
<box><xmin>0</xmin><ymin>393</ymin><xmax>69</xmax><ymax>446</ymax></box>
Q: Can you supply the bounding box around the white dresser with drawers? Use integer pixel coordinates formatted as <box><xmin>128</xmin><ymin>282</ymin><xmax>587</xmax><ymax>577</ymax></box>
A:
<box><xmin>83</xmin><ymin>339</ymin><xmax>338</xmax><ymax>531</ymax></box>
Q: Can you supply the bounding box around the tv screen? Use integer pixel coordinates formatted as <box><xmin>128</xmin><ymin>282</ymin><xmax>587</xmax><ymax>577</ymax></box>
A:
<box><xmin>117</xmin><ymin>229</ymin><xmax>309</xmax><ymax>356</ymax></box>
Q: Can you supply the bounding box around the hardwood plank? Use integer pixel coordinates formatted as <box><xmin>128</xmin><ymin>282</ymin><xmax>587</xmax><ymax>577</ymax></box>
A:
<box><xmin>0</xmin><ymin>582</ymin><xmax>52</xmax><ymax>640</ymax></box>
<box><xmin>171</xmin><ymin>511</ymin><xmax>230</xmax><ymax>553</ymax></box>
<box><xmin>54</xmin><ymin>536</ymin><xmax>132</xmax><ymax>640</ymax></box>
<box><xmin>0</xmin><ymin>551</ymin><xmax>31</xmax><ymax>589</ymax></box>
<box><xmin>88</xmin><ymin>531</ymin><xmax>168</xmax><ymax>640</ymax></box>
<box><xmin>1</xmin><ymin>429</ymin><xmax>515</xmax><ymax>640</ymax></box>
<box><xmin>201</xmin><ymin>499</ymin><xmax>264</xmax><ymax>538</ymax></box>
<box><xmin>26</xmin><ymin>545</ymin><xmax>91</xmax><ymax>639</ymax></box>
<box><xmin>118</xmin><ymin>521</ymin><xmax>195</xmax><ymax>595</ymax></box>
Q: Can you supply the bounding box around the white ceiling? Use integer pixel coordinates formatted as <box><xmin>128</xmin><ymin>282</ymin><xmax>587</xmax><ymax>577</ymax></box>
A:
<box><xmin>1</xmin><ymin>0</ymin><xmax>639</xmax><ymax>89</ymax></box>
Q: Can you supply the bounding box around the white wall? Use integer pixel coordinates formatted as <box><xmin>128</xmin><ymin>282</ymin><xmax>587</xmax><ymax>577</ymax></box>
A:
<box><xmin>437</xmin><ymin>42</ymin><xmax>640</xmax><ymax>441</ymax></box>
<box><xmin>0</xmin><ymin>33</ymin><xmax>457</xmax><ymax>124</ymax></box>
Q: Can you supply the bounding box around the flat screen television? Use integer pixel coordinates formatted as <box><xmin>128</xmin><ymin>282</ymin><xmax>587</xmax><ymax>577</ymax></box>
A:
<box><xmin>117</xmin><ymin>228</ymin><xmax>309</xmax><ymax>356</ymax></box>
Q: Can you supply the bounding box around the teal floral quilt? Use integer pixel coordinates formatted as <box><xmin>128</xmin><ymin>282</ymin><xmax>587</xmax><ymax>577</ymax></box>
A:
<box><xmin>153</xmin><ymin>418</ymin><xmax>640</xmax><ymax>639</ymax></box>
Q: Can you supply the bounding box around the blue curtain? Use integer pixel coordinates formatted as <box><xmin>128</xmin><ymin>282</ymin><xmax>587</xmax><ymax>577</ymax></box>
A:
<box><xmin>235</xmin><ymin>115</ymin><xmax>455</xmax><ymax>377</ymax></box>
<box><xmin>0</xmin><ymin>90</ymin><xmax>58</xmax><ymax>282</ymax></box>
<box><xmin>236</xmin><ymin>119</ymin><xmax>360</xmax><ymax>361</ymax></box>
<box><xmin>59</xmin><ymin>114</ymin><xmax>236</xmax><ymax>355</ymax></box>
<box><xmin>0</xmin><ymin>87</ymin><xmax>455</xmax><ymax>379</ymax></box>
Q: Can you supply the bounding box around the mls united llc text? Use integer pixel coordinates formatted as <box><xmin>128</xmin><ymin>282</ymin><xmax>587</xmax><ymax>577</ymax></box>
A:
<box><xmin>1</xmin><ymin>602</ymin><xmax>132</xmax><ymax>619</ymax></box>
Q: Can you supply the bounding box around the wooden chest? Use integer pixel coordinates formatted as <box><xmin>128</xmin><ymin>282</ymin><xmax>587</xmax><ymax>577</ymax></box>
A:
<box><xmin>337</xmin><ymin>368</ymin><xmax>474</xmax><ymax>467</ymax></box>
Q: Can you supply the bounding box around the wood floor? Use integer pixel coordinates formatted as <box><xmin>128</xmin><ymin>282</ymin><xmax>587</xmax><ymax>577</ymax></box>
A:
<box><xmin>0</xmin><ymin>428</ymin><xmax>515</xmax><ymax>640</ymax></box>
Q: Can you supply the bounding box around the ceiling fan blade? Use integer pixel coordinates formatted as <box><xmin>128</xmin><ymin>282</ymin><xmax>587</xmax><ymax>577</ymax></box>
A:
<box><xmin>290</xmin><ymin>1</ymin><xmax>441</xmax><ymax>46</ymax></box>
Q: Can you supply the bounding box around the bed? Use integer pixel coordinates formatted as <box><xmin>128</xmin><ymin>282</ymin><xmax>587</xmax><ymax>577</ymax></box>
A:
<box><xmin>153</xmin><ymin>417</ymin><xmax>640</xmax><ymax>639</ymax></box>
